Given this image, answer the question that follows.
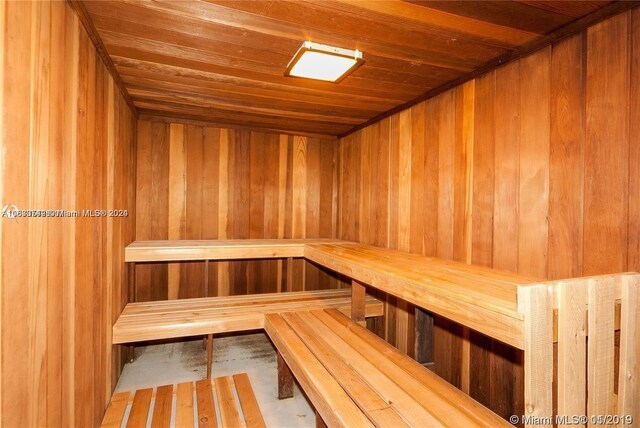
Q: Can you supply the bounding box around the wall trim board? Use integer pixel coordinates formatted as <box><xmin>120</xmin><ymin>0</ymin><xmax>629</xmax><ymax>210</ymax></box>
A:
<box><xmin>138</xmin><ymin>113</ymin><xmax>338</xmax><ymax>140</ymax></box>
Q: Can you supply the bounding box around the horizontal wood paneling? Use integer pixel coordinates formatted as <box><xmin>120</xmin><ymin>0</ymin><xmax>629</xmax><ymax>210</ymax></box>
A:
<box><xmin>0</xmin><ymin>1</ymin><xmax>137</xmax><ymax>426</ymax></box>
<box><xmin>79</xmin><ymin>0</ymin><xmax>618</xmax><ymax>136</ymax></box>
<box><xmin>339</xmin><ymin>8</ymin><xmax>640</xmax><ymax>421</ymax></box>
<box><xmin>135</xmin><ymin>120</ymin><xmax>342</xmax><ymax>300</ymax></box>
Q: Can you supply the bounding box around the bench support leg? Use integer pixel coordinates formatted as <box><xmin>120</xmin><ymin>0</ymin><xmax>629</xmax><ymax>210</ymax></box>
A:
<box><xmin>203</xmin><ymin>260</ymin><xmax>210</xmax><ymax>350</ymax></box>
<box><xmin>206</xmin><ymin>334</ymin><xmax>213</xmax><ymax>379</ymax></box>
<box><xmin>351</xmin><ymin>280</ymin><xmax>366</xmax><ymax>327</ymax></box>
<box><xmin>127</xmin><ymin>262</ymin><xmax>136</xmax><ymax>363</ymax></box>
<box><xmin>277</xmin><ymin>352</ymin><xmax>293</xmax><ymax>399</ymax></box>
<box><xmin>315</xmin><ymin>410</ymin><xmax>327</xmax><ymax>428</ymax></box>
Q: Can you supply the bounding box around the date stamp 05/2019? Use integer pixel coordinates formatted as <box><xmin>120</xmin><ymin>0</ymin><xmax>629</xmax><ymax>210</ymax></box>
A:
<box><xmin>509</xmin><ymin>414</ymin><xmax>634</xmax><ymax>425</ymax></box>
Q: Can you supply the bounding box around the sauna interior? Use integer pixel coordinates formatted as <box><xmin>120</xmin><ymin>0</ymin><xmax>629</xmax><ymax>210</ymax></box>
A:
<box><xmin>1</xmin><ymin>1</ymin><xmax>640</xmax><ymax>427</ymax></box>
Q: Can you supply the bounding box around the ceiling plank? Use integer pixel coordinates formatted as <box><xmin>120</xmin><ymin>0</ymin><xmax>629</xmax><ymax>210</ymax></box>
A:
<box><xmin>78</xmin><ymin>0</ymin><xmax>629</xmax><ymax>136</ymax></box>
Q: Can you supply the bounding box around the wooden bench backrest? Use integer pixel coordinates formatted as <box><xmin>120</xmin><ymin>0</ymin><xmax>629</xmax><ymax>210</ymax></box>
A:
<box><xmin>555</xmin><ymin>274</ymin><xmax>639</xmax><ymax>424</ymax></box>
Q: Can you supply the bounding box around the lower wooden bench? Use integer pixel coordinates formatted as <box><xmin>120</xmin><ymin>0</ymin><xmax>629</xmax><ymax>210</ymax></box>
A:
<box><xmin>101</xmin><ymin>373</ymin><xmax>265</xmax><ymax>428</ymax></box>
<box><xmin>113</xmin><ymin>289</ymin><xmax>384</xmax><ymax>378</ymax></box>
<box><xmin>265</xmin><ymin>309</ymin><xmax>511</xmax><ymax>428</ymax></box>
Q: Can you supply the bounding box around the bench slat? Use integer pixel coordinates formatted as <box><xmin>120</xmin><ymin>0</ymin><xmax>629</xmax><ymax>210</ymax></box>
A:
<box><xmin>176</xmin><ymin>382</ymin><xmax>195</xmax><ymax>428</ymax></box>
<box><xmin>123</xmin><ymin>290</ymin><xmax>351</xmax><ymax>313</ymax></box>
<box><xmin>233</xmin><ymin>373</ymin><xmax>266</xmax><ymax>428</ymax></box>
<box><xmin>284</xmin><ymin>311</ymin><xmax>443</xmax><ymax>427</ymax></box>
<box><xmin>196</xmin><ymin>380</ymin><xmax>217</xmax><ymax>428</ymax></box>
<box><xmin>101</xmin><ymin>391</ymin><xmax>131</xmax><ymax>428</ymax></box>
<box><xmin>322</xmin><ymin>308</ymin><xmax>510</xmax><ymax>426</ymax></box>
<box><xmin>281</xmin><ymin>312</ymin><xmax>411</xmax><ymax>427</ymax></box>
<box><xmin>151</xmin><ymin>385</ymin><xmax>173</xmax><ymax>428</ymax></box>
<box><xmin>267</xmin><ymin>309</ymin><xmax>510</xmax><ymax>427</ymax></box>
<box><xmin>215</xmin><ymin>376</ymin><xmax>242</xmax><ymax>428</ymax></box>
<box><xmin>264</xmin><ymin>313</ymin><xmax>375</xmax><ymax>428</ymax></box>
<box><xmin>127</xmin><ymin>388</ymin><xmax>153</xmax><ymax>428</ymax></box>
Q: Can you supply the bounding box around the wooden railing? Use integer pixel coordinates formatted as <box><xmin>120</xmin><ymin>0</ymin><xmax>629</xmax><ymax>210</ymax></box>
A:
<box><xmin>519</xmin><ymin>274</ymin><xmax>639</xmax><ymax>427</ymax></box>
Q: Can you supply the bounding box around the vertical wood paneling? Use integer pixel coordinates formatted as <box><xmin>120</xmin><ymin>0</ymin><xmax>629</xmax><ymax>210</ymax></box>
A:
<box><xmin>185</xmin><ymin>125</ymin><xmax>204</xmax><ymax>297</ymax></box>
<box><xmin>518</xmin><ymin>48</ymin><xmax>551</xmax><ymax>279</ymax></box>
<box><xmin>1</xmin><ymin>1</ymin><xmax>137</xmax><ymax>425</ymax></box>
<box><xmin>168</xmin><ymin>124</ymin><xmax>185</xmax><ymax>300</ymax></box>
<box><xmin>584</xmin><ymin>13</ymin><xmax>630</xmax><ymax>275</ymax></box>
<box><xmin>338</xmin><ymin>8</ymin><xmax>640</xmax><ymax>421</ymax></box>
<box><xmin>135</xmin><ymin>121</ymin><xmax>340</xmax><ymax>299</ymax></box>
<box><xmin>423</xmin><ymin>101</ymin><xmax>439</xmax><ymax>257</ymax></box>
<box><xmin>436</xmin><ymin>92</ymin><xmax>455</xmax><ymax>259</ymax></box>
<box><xmin>471</xmin><ymin>72</ymin><xmax>495</xmax><ymax>268</ymax></box>
<box><xmin>549</xmin><ymin>35</ymin><xmax>584</xmax><ymax>280</ymax></box>
<box><xmin>630</xmin><ymin>9</ymin><xmax>640</xmax><ymax>273</ymax></box>
<box><xmin>493</xmin><ymin>61</ymin><xmax>520</xmax><ymax>273</ymax></box>
<box><xmin>409</xmin><ymin>103</ymin><xmax>425</xmax><ymax>255</ymax></box>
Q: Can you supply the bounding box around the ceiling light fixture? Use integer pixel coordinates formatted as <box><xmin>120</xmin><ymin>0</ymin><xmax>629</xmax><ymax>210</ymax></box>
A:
<box><xmin>285</xmin><ymin>41</ymin><xmax>364</xmax><ymax>83</ymax></box>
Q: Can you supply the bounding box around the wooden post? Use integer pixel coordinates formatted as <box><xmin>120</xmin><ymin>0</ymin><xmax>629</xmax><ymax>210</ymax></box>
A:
<box><xmin>351</xmin><ymin>280</ymin><xmax>366</xmax><ymax>326</ymax></box>
<box><xmin>277</xmin><ymin>351</ymin><xmax>293</xmax><ymax>399</ymax></box>
<box><xmin>556</xmin><ymin>280</ymin><xmax>587</xmax><ymax>426</ymax></box>
<box><xmin>518</xmin><ymin>284</ymin><xmax>553</xmax><ymax>428</ymax></box>
<box><xmin>460</xmin><ymin>327</ymin><xmax>470</xmax><ymax>394</ymax></box>
<box><xmin>415</xmin><ymin>308</ymin><xmax>433</xmax><ymax>364</ymax></box>
<box><xmin>203</xmin><ymin>260</ymin><xmax>209</xmax><ymax>350</ymax></box>
<box><xmin>587</xmin><ymin>277</ymin><xmax>615</xmax><ymax>421</ymax></box>
<box><xmin>127</xmin><ymin>262</ymin><xmax>135</xmax><ymax>362</ymax></box>
<box><xmin>203</xmin><ymin>259</ymin><xmax>209</xmax><ymax>297</ymax></box>
<box><xmin>617</xmin><ymin>274</ymin><xmax>640</xmax><ymax>422</ymax></box>
<box><xmin>285</xmin><ymin>257</ymin><xmax>293</xmax><ymax>292</ymax></box>
<box><xmin>206</xmin><ymin>333</ymin><xmax>213</xmax><ymax>379</ymax></box>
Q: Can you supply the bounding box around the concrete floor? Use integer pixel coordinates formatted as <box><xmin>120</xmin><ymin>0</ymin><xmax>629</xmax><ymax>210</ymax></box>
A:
<box><xmin>115</xmin><ymin>332</ymin><xmax>315</xmax><ymax>427</ymax></box>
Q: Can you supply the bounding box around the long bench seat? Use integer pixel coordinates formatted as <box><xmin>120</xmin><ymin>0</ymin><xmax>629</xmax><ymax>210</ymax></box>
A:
<box><xmin>113</xmin><ymin>289</ymin><xmax>383</xmax><ymax>344</ymax></box>
<box><xmin>265</xmin><ymin>308</ymin><xmax>510</xmax><ymax>428</ymax></box>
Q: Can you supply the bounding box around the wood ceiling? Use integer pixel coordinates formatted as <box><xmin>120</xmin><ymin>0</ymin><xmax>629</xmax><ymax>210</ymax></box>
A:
<box><xmin>78</xmin><ymin>0</ymin><xmax>626</xmax><ymax>137</ymax></box>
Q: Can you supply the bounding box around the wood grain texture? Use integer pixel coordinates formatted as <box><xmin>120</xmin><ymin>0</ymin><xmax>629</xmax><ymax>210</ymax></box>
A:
<box><xmin>267</xmin><ymin>309</ymin><xmax>511</xmax><ymax>427</ymax></box>
<box><xmin>586</xmin><ymin>277</ymin><xmax>615</xmax><ymax>419</ymax></box>
<box><xmin>556</xmin><ymin>280</ymin><xmax>587</xmax><ymax>425</ymax></box>
<box><xmin>584</xmin><ymin>12</ymin><xmax>630</xmax><ymax>275</ymax></box>
<box><xmin>338</xmin><ymin>8</ymin><xmax>640</xmax><ymax>421</ymax></box>
<box><xmin>113</xmin><ymin>288</ymin><xmax>384</xmax><ymax>344</ymax></box>
<box><xmin>135</xmin><ymin>119</ymin><xmax>343</xmax><ymax>299</ymax></box>
<box><xmin>0</xmin><ymin>1</ymin><xmax>136</xmax><ymax>426</ymax></box>
<box><xmin>78</xmin><ymin>0</ymin><xmax>618</xmax><ymax>136</ymax></box>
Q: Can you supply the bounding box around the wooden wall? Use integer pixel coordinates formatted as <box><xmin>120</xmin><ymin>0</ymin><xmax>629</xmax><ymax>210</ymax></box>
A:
<box><xmin>0</xmin><ymin>1</ymin><xmax>137</xmax><ymax>427</ymax></box>
<box><xmin>339</xmin><ymin>8</ymin><xmax>640</xmax><ymax>420</ymax></box>
<box><xmin>135</xmin><ymin>119</ymin><xmax>341</xmax><ymax>300</ymax></box>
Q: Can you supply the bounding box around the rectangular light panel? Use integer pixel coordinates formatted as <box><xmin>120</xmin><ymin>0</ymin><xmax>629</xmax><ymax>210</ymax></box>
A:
<box><xmin>285</xmin><ymin>41</ymin><xmax>363</xmax><ymax>83</ymax></box>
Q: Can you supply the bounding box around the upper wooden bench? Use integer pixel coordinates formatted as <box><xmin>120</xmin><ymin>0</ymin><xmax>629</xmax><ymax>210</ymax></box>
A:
<box><xmin>125</xmin><ymin>239</ymin><xmax>537</xmax><ymax>348</ymax></box>
<box><xmin>266</xmin><ymin>308</ymin><xmax>510</xmax><ymax>427</ymax></box>
<box><xmin>124</xmin><ymin>238</ymin><xmax>339</xmax><ymax>262</ymax></box>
